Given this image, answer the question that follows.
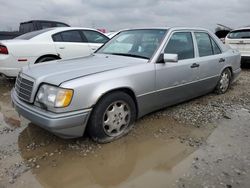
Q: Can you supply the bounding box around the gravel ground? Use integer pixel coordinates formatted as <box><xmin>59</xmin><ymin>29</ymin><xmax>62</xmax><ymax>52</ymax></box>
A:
<box><xmin>176</xmin><ymin>108</ymin><xmax>250</xmax><ymax>188</ymax></box>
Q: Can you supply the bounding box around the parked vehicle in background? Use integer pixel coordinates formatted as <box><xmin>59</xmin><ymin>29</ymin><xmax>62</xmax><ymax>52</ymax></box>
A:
<box><xmin>0</xmin><ymin>27</ymin><xmax>110</xmax><ymax>77</ymax></box>
<box><xmin>225</xmin><ymin>27</ymin><xmax>250</xmax><ymax>64</ymax></box>
<box><xmin>215</xmin><ymin>24</ymin><xmax>232</xmax><ymax>43</ymax></box>
<box><xmin>0</xmin><ymin>20</ymin><xmax>70</xmax><ymax>40</ymax></box>
<box><xmin>11</xmin><ymin>27</ymin><xmax>241</xmax><ymax>143</ymax></box>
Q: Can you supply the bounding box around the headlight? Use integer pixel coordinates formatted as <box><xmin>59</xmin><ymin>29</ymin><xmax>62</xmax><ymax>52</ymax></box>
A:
<box><xmin>35</xmin><ymin>84</ymin><xmax>73</xmax><ymax>108</ymax></box>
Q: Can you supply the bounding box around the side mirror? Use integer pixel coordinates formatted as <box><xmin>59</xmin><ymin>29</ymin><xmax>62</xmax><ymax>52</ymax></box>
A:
<box><xmin>163</xmin><ymin>53</ymin><xmax>178</xmax><ymax>63</ymax></box>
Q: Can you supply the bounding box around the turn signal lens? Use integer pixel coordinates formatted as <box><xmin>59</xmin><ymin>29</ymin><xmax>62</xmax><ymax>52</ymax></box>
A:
<box><xmin>55</xmin><ymin>89</ymin><xmax>73</xmax><ymax>107</ymax></box>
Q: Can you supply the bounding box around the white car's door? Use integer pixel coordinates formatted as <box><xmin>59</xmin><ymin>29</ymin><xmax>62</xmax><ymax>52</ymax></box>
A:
<box><xmin>52</xmin><ymin>30</ymin><xmax>92</xmax><ymax>59</ymax></box>
<box><xmin>81</xmin><ymin>30</ymin><xmax>110</xmax><ymax>53</ymax></box>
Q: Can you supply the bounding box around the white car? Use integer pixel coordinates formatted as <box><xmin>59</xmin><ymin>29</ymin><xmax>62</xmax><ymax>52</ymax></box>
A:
<box><xmin>0</xmin><ymin>27</ymin><xmax>110</xmax><ymax>77</ymax></box>
<box><xmin>225</xmin><ymin>27</ymin><xmax>250</xmax><ymax>63</ymax></box>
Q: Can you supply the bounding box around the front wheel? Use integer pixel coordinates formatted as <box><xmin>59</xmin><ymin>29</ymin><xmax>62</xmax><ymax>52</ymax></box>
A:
<box><xmin>87</xmin><ymin>91</ymin><xmax>136</xmax><ymax>143</ymax></box>
<box><xmin>214</xmin><ymin>68</ymin><xmax>232</xmax><ymax>94</ymax></box>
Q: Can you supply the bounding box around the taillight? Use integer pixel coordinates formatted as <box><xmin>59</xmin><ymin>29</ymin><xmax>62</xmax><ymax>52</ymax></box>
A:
<box><xmin>0</xmin><ymin>45</ymin><xmax>8</xmax><ymax>54</ymax></box>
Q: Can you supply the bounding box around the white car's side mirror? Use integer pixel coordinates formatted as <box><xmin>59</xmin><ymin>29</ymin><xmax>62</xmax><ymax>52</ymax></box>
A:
<box><xmin>163</xmin><ymin>53</ymin><xmax>178</xmax><ymax>63</ymax></box>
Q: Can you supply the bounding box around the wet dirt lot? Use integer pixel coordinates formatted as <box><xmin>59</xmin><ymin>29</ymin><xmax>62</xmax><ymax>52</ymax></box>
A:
<box><xmin>0</xmin><ymin>68</ymin><xmax>250</xmax><ymax>188</ymax></box>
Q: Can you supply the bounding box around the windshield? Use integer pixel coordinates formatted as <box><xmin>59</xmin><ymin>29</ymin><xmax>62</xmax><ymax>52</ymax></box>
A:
<box><xmin>97</xmin><ymin>29</ymin><xmax>167</xmax><ymax>59</ymax></box>
<box><xmin>15</xmin><ymin>28</ymin><xmax>54</xmax><ymax>40</ymax></box>
<box><xmin>228</xmin><ymin>29</ymin><xmax>250</xmax><ymax>39</ymax></box>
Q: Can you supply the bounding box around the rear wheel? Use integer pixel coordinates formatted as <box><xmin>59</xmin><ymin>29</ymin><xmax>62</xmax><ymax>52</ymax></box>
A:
<box><xmin>36</xmin><ymin>56</ymin><xmax>58</xmax><ymax>63</ymax></box>
<box><xmin>215</xmin><ymin>68</ymin><xmax>232</xmax><ymax>94</ymax></box>
<box><xmin>87</xmin><ymin>91</ymin><xmax>136</xmax><ymax>143</ymax></box>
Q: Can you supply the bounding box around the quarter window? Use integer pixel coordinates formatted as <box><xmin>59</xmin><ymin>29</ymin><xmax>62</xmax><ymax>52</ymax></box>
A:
<box><xmin>211</xmin><ymin>38</ymin><xmax>221</xmax><ymax>55</ymax></box>
<box><xmin>52</xmin><ymin>33</ymin><xmax>63</xmax><ymax>42</ymax></box>
<box><xmin>82</xmin><ymin>30</ymin><xmax>109</xmax><ymax>43</ymax></box>
<box><xmin>164</xmin><ymin>32</ymin><xmax>194</xmax><ymax>60</ymax></box>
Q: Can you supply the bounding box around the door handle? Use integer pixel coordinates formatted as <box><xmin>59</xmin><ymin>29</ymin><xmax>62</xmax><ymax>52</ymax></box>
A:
<box><xmin>59</xmin><ymin>47</ymin><xmax>65</xmax><ymax>49</ymax></box>
<box><xmin>91</xmin><ymin>48</ymin><xmax>97</xmax><ymax>51</ymax></box>
<box><xmin>219</xmin><ymin>58</ymin><xmax>225</xmax><ymax>63</ymax></box>
<box><xmin>190</xmin><ymin>63</ymin><xmax>200</xmax><ymax>68</ymax></box>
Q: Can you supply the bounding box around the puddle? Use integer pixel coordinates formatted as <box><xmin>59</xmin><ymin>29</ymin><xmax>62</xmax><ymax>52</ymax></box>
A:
<box><xmin>0</xmin><ymin>78</ymin><xmax>20</xmax><ymax>128</ymax></box>
<box><xmin>14</xmin><ymin>116</ymin><xmax>213</xmax><ymax>188</ymax></box>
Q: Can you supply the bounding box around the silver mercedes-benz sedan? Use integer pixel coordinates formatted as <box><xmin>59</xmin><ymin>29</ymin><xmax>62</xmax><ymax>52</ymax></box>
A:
<box><xmin>12</xmin><ymin>27</ymin><xmax>241</xmax><ymax>143</ymax></box>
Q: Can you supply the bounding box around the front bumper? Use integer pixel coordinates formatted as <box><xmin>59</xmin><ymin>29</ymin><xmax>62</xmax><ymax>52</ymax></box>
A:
<box><xmin>11</xmin><ymin>89</ymin><xmax>91</xmax><ymax>138</ymax></box>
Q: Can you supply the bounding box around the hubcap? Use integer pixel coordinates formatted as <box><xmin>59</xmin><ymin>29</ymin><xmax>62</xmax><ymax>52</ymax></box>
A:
<box><xmin>220</xmin><ymin>72</ymin><xmax>230</xmax><ymax>93</ymax></box>
<box><xmin>103</xmin><ymin>101</ymin><xmax>131</xmax><ymax>137</ymax></box>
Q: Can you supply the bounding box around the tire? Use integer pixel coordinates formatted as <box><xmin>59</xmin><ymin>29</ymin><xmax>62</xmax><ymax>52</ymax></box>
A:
<box><xmin>87</xmin><ymin>91</ymin><xmax>136</xmax><ymax>143</ymax></box>
<box><xmin>36</xmin><ymin>56</ymin><xmax>58</xmax><ymax>63</ymax></box>
<box><xmin>214</xmin><ymin>68</ymin><xmax>232</xmax><ymax>94</ymax></box>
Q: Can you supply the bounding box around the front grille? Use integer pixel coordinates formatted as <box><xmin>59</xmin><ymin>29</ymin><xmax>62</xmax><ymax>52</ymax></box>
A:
<box><xmin>15</xmin><ymin>74</ymin><xmax>34</xmax><ymax>103</ymax></box>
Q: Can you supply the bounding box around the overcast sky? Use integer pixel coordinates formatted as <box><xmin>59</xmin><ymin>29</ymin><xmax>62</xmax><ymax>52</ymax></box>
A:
<box><xmin>0</xmin><ymin>0</ymin><xmax>250</xmax><ymax>32</ymax></box>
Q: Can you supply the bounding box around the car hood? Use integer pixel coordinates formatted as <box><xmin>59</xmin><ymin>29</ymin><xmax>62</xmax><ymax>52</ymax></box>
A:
<box><xmin>22</xmin><ymin>54</ymin><xmax>148</xmax><ymax>86</ymax></box>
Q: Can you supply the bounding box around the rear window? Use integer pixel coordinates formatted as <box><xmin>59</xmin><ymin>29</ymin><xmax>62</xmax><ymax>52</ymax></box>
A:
<box><xmin>15</xmin><ymin>28</ymin><xmax>53</xmax><ymax>40</ymax></box>
<box><xmin>228</xmin><ymin>29</ymin><xmax>250</xmax><ymax>39</ymax></box>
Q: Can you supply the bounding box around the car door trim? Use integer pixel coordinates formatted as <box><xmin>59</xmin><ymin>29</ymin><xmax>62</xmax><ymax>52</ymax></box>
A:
<box><xmin>137</xmin><ymin>74</ymin><xmax>219</xmax><ymax>98</ymax></box>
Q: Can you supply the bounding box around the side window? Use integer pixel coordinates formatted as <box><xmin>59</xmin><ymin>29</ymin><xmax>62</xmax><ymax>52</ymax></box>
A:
<box><xmin>194</xmin><ymin>32</ymin><xmax>213</xmax><ymax>57</ymax></box>
<box><xmin>164</xmin><ymin>32</ymin><xmax>194</xmax><ymax>60</ymax></box>
<box><xmin>59</xmin><ymin>30</ymin><xmax>83</xmax><ymax>42</ymax></box>
<box><xmin>211</xmin><ymin>38</ymin><xmax>221</xmax><ymax>55</ymax></box>
<box><xmin>82</xmin><ymin>30</ymin><xmax>109</xmax><ymax>43</ymax></box>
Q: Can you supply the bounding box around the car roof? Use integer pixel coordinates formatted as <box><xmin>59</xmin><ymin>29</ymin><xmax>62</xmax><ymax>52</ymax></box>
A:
<box><xmin>117</xmin><ymin>27</ymin><xmax>211</xmax><ymax>32</ymax></box>
<box><xmin>36</xmin><ymin>27</ymin><xmax>104</xmax><ymax>38</ymax></box>
<box><xmin>20</xmin><ymin>20</ymin><xmax>70</xmax><ymax>26</ymax></box>
<box><xmin>230</xmin><ymin>27</ymin><xmax>250</xmax><ymax>32</ymax></box>
<box><xmin>49</xmin><ymin>27</ymin><xmax>101</xmax><ymax>32</ymax></box>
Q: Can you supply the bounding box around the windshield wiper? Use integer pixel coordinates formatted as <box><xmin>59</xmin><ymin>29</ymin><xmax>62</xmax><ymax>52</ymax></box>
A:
<box><xmin>109</xmin><ymin>53</ymin><xmax>149</xmax><ymax>59</ymax></box>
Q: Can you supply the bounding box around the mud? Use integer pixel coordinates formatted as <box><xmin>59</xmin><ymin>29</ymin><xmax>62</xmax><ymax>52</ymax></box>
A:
<box><xmin>0</xmin><ymin>69</ymin><xmax>250</xmax><ymax>188</ymax></box>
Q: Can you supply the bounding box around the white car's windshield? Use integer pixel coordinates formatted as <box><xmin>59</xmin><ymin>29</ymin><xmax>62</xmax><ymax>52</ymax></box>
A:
<box><xmin>97</xmin><ymin>29</ymin><xmax>167</xmax><ymax>59</ymax></box>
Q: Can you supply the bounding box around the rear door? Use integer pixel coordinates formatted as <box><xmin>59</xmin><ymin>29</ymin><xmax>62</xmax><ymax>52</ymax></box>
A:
<box><xmin>193</xmin><ymin>32</ymin><xmax>225</xmax><ymax>92</ymax></box>
<box><xmin>81</xmin><ymin>30</ymin><xmax>110</xmax><ymax>52</ymax></box>
<box><xmin>52</xmin><ymin>30</ymin><xmax>92</xmax><ymax>59</ymax></box>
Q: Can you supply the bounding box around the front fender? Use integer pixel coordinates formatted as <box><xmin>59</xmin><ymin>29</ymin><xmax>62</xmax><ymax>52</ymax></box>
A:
<box><xmin>59</xmin><ymin>63</ymin><xmax>155</xmax><ymax>113</ymax></box>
